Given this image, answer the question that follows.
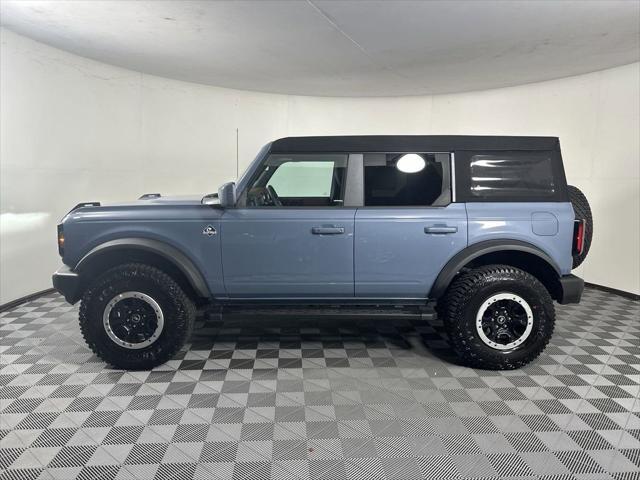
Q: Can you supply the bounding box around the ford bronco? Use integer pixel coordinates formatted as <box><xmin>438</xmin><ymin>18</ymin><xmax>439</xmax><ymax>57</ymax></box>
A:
<box><xmin>52</xmin><ymin>136</ymin><xmax>592</xmax><ymax>370</ymax></box>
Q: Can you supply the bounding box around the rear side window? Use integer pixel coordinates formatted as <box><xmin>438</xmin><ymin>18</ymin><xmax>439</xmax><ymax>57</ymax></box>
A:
<box><xmin>456</xmin><ymin>150</ymin><xmax>566</xmax><ymax>202</ymax></box>
<box><xmin>363</xmin><ymin>152</ymin><xmax>450</xmax><ymax>207</ymax></box>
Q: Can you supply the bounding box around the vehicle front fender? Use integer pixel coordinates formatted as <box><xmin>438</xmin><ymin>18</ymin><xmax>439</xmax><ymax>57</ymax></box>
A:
<box><xmin>74</xmin><ymin>237</ymin><xmax>210</xmax><ymax>299</ymax></box>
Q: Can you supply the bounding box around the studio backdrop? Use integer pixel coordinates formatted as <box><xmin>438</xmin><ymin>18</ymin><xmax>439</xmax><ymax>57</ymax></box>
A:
<box><xmin>1</xmin><ymin>28</ymin><xmax>639</xmax><ymax>304</ymax></box>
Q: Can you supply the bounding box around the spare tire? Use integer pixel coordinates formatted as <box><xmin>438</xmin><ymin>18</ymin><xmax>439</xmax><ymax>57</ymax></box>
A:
<box><xmin>568</xmin><ymin>185</ymin><xmax>593</xmax><ymax>269</ymax></box>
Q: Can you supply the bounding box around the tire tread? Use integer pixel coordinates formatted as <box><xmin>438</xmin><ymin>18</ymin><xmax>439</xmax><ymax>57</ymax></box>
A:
<box><xmin>79</xmin><ymin>263</ymin><xmax>196</xmax><ymax>370</ymax></box>
<box><xmin>441</xmin><ymin>264</ymin><xmax>555</xmax><ymax>370</ymax></box>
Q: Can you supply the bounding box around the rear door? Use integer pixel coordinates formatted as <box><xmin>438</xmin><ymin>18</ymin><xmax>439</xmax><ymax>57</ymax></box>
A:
<box><xmin>354</xmin><ymin>152</ymin><xmax>467</xmax><ymax>298</ymax></box>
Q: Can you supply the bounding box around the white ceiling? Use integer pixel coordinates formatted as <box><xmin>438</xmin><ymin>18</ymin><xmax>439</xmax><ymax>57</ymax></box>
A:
<box><xmin>2</xmin><ymin>0</ymin><xmax>639</xmax><ymax>97</ymax></box>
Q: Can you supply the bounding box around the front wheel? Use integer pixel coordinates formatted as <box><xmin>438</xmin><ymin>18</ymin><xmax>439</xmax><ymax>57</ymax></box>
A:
<box><xmin>440</xmin><ymin>265</ymin><xmax>555</xmax><ymax>370</ymax></box>
<box><xmin>79</xmin><ymin>263</ymin><xmax>196</xmax><ymax>370</ymax></box>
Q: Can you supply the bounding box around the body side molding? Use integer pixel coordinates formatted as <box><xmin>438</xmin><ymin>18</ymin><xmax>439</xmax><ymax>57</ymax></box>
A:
<box><xmin>429</xmin><ymin>239</ymin><xmax>561</xmax><ymax>299</ymax></box>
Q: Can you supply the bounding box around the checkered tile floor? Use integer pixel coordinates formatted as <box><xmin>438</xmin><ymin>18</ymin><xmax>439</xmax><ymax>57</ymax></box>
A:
<box><xmin>1</xmin><ymin>287</ymin><xmax>639</xmax><ymax>480</ymax></box>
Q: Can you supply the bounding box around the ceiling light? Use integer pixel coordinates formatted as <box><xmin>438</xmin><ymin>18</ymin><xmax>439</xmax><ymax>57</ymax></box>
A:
<box><xmin>396</xmin><ymin>154</ymin><xmax>425</xmax><ymax>173</ymax></box>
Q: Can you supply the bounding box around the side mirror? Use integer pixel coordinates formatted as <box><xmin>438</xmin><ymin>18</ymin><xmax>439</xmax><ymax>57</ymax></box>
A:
<box><xmin>218</xmin><ymin>182</ymin><xmax>236</xmax><ymax>208</ymax></box>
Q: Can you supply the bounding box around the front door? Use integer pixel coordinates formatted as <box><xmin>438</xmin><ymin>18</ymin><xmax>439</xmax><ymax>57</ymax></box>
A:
<box><xmin>221</xmin><ymin>153</ymin><xmax>355</xmax><ymax>298</ymax></box>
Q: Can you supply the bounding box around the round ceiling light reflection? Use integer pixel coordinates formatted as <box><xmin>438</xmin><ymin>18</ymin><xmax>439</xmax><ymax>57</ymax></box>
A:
<box><xmin>396</xmin><ymin>154</ymin><xmax>425</xmax><ymax>173</ymax></box>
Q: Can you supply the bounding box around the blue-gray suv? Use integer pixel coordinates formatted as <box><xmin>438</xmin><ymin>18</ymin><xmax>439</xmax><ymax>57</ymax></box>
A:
<box><xmin>52</xmin><ymin>136</ymin><xmax>592</xmax><ymax>370</ymax></box>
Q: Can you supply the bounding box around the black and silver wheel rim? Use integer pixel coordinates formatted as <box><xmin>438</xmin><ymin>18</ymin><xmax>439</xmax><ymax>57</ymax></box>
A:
<box><xmin>476</xmin><ymin>293</ymin><xmax>533</xmax><ymax>350</ymax></box>
<box><xmin>103</xmin><ymin>291</ymin><xmax>164</xmax><ymax>349</ymax></box>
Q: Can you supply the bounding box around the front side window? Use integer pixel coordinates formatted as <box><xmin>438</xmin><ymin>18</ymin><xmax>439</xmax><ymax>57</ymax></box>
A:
<box><xmin>244</xmin><ymin>154</ymin><xmax>347</xmax><ymax>207</ymax></box>
<box><xmin>363</xmin><ymin>152</ymin><xmax>449</xmax><ymax>207</ymax></box>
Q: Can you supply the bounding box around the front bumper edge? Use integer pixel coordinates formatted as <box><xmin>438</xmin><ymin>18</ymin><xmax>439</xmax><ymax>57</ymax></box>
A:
<box><xmin>52</xmin><ymin>265</ymin><xmax>82</xmax><ymax>304</ymax></box>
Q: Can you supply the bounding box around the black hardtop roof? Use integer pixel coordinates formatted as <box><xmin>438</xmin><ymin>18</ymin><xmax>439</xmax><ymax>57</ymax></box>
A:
<box><xmin>270</xmin><ymin>135</ymin><xmax>560</xmax><ymax>153</ymax></box>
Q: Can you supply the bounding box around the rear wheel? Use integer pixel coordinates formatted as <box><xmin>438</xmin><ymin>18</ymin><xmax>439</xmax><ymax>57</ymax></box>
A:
<box><xmin>79</xmin><ymin>263</ymin><xmax>196</xmax><ymax>370</ymax></box>
<box><xmin>440</xmin><ymin>265</ymin><xmax>555</xmax><ymax>370</ymax></box>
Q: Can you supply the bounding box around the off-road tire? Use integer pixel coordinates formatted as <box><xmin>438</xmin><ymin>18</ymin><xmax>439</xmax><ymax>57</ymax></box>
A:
<box><xmin>79</xmin><ymin>263</ymin><xmax>196</xmax><ymax>370</ymax></box>
<box><xmin>440</xmin><ymin>265</ymin><xmax>555</xmax><ymax>370</ymax></box>
<box><xmin>568</xmin><ymin>185</ymin><xmax>593</xmax><ymax>269</ymax></box>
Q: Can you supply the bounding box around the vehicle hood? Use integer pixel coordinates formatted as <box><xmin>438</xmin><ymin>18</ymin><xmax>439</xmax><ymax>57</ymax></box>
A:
<box><xmin>105</xmin><ymin>194</ymin><xmax>218</xmax><ymax>207</ymax></box>
<box><xmin>61</xmin><ymin>193</ymin><xmax>221</xmax><ymax>224</ymax></box>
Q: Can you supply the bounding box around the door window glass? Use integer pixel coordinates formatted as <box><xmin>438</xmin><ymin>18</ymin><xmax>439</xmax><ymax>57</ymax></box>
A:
<box><xmin>245</xmin><ymin>154</ymin><xmax>347</xmax><ymax>207</ymax></box>
<box><xmin>268</xmin><ymin>161</ymin><xmax>334</xmax><ymax>197</ymax></box>
<box><xmin>363</xmin><ymin>153</ymin><xmax>448</xmax><ymax>207</ymax></box>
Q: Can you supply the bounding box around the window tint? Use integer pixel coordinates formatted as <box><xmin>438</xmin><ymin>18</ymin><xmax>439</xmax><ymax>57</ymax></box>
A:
<box><xmin>469</xmin><ymin>153</ymin><xmax>555</xmax><ymax>199</ymax></box>
<box><xmin>363</xmin><ymin>153</ymin><xmax>447</xmax><ymax>207</ymax></box>
<box><xmin>246</xmin><ymin>154</ymin><xmax>347</xmax><ymax>207</ymax></box>
<box><xmin>268</xmin><ymin>161</ymin><xmax>334</xmax><ymax>197</ymax></box>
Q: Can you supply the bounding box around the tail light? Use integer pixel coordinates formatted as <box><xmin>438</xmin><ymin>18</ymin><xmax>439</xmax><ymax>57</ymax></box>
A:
<box><xmin>573</xmin><ymin>219</ymin><xmax>585</xmax><ymax>255</ymax></box>
<box><xmin>57</xmin><ymin>224</ymin><xmax>64</xmax><ymax>257</ymax></box>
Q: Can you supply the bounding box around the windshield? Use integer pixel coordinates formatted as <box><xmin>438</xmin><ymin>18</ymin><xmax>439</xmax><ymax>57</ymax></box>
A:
<box><xmin>235</xmin><ymin>142</ymin><xmax>271</xmax><ymax>196</ymax></box>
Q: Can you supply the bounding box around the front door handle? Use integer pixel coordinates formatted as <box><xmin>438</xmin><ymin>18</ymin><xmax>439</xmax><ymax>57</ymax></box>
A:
<box><xmin>424</xmin><ymin>225</ymin><xmax>458</xmax><ymax>234</ymax></box>
<box><xmin>312</xmin><ymin>226</ymin><xmax>345</xmax><ymax>235</ymax></box>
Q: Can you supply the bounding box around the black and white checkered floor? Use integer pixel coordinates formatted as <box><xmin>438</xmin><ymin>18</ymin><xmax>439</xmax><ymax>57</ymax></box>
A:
<box><xmin>1</xmin><ymin>287</ymin><xmax>639</xmax><ymax>480</ymax></box>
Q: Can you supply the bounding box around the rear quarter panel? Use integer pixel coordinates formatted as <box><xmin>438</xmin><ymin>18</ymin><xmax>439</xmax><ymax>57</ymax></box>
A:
<box><xmin>466</xmin><ymin>202</ymin><xmax>574</xmax><ymax>275</ymax></box>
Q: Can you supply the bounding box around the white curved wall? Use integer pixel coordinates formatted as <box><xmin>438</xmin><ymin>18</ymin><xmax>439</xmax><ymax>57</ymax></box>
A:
<box><xmin>1</xmin><ymin>28</ymin><xmax>638</xmax><ymax>304</ymax></box>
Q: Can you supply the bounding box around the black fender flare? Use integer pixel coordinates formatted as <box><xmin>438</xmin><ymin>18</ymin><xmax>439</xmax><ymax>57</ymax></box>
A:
<box><xmin>429</xmin><ymin>239</ymin><xmax>561</xmax><ymax>299</ymax></box>
<box><xmin>75</xmin><ymin>238</ymin><xmax>210</xmax><ymax>298</ymax></box>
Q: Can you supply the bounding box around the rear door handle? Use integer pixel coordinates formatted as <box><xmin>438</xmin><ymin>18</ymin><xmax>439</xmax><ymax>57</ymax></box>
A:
<box><xmin>424</xmin><ymin>226</ymin><xmax>458</xmax><ymax>234</ymax></box>
<box><xmin>312</xmin><ymin>226</ymin><xmax>345</xmax><ymax>235</ymax></box>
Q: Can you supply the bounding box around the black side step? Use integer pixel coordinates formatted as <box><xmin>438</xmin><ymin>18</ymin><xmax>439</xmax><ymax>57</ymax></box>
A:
<box><xmin>205</xmin><ymin>305</ymin><xmax>437</xmax><ymax>321</ymax></box>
